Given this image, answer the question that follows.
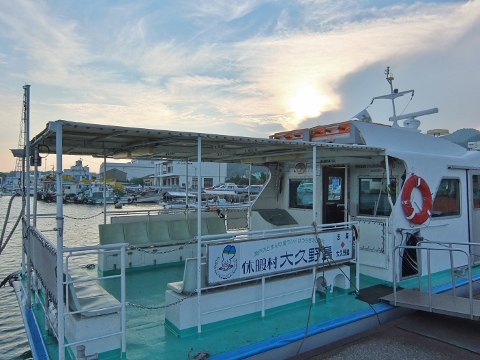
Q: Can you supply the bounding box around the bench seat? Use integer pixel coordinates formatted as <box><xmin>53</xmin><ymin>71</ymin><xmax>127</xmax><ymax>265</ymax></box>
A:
<box><xmin>98</xmin><ymin>217</ymin><xmax>227</xmax><ymax>271</ymax></box>
<box><xmin>167</xmin><ymin>258</ymin><xmax>206</xmax><ymax>294</ymax></box>
<box><xmin>67</xmin><ymin>267</ymin><xmax>120</xmax><ymax>317</ymax></box>
<box><xmin>99</xmin><ymin>217</ymin><xmax>226</xmax><ymax>248</ymax></box>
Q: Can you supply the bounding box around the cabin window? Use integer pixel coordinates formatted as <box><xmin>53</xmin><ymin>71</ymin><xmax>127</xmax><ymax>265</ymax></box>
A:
<box><xmin>289</xmin><ymin>179</ymin><xmax>313</xmax><ymax>209</ymax></box>
<box><xmin>432</xmin><ymin>178</ymin><xmax>460</xmax><ymax>217</ymax></box>
<box><xmin>358</xmin><ymin>177</ymin><xmax>397</xmax><ymax>216</ymax></box>
<box><xmin>473</xmin><ymin>175</ymin><xmax>480</xmax><ymax>209</ymax></box>
<box><xmin>327</xmin><ymin>176</ymin><xmax>342</xmax><ymax>201</ymax></box>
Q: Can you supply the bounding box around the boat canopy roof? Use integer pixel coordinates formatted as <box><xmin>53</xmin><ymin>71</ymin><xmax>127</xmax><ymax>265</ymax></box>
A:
<box><xmin>30</xmin><ymin>120</ymin><xmax>385</xmax><ymax>164</ymax></box>
<box><xmin>352</xmin><ymin>121</ymin><xmax>467</xmax><ymax>157</ymax></box>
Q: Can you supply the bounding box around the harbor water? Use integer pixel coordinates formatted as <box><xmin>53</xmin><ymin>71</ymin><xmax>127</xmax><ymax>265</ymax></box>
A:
<box><xmin>0</xmin><ymin>195</ymin><xmax>163</xmax><ymax>359</ymax></box>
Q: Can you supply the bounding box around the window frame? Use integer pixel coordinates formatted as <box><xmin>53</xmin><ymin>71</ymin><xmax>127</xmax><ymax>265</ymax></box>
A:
<box><xmin>357</xmin><ymin>176</ymin><xmax>397</xmax><ymax>217</ymax></box>
<box><xmin>289</xmin><ymin>178</ymin><xmax>314</xmax><ymax>210</ymax></box>
<box><xmin>431</xmin><ymin>177</ymin><xmax>461</xmax><ymax>218</ymax></box>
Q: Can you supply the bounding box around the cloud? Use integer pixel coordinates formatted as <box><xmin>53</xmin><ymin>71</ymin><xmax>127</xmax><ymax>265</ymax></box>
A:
<box><xmin>220</xmin><ymin>1</ymin><xmax>479</xmax><ymax>128</ymax></box>
<box><xmin>184</xmin><ymin>0</ymin><xmax>262</xmax><ymax>24</ymax></box>
<box><xmin>0</xmin><ymin>0</ymin><xmax>479</xmax><ymax>172</ymax></box>
<box><xmin>0</xmin><ymin>1</ymin><xmax>91</xmax><ymax>86</ymax></box>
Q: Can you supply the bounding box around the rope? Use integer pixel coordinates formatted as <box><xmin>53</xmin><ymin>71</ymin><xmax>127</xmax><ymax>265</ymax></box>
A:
<box><xmin>188</xmin><ymin>348</ymin><xmax>210</xmax><ymax>360</ymax></box>
<box><xmin>127</xmin><ymin>237</ymin><xmax>197</xmax><ymax>255</ymax></box>
<box><xmin>294</xmin><ymin>222</ymin><xmax>325</xmax><ymax>355</ymax></box>
<box><xmin>64</xmin><ymin>211</ymin><xmax>104</xmax><ymax>220</ymax></box>
<box><xmin>129</xmin><ymin>291</ymin><xmax>196</xmax><ymax>310</ymax></box>
<box><xmin>0</xmin><ymin>193</ymin><xmax>23</xmax><ymax>255</ymax></box>
<box><xmin>398</xmin><ymin>90</ymin><xmax>415</xmax><ymax>116</ymax></box>
<box><xmin>295</xmin><ymin>222</ymin><xmax>381</xmax><ymax>356</ymax></box>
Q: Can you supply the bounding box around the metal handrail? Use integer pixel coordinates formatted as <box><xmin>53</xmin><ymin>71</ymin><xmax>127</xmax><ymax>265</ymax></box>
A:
<box><xmin>194</xmin><ymin>223</ymin><xmax>359</xmax><ymax>327</ymax></box>
<box><xmin>199</xmin><ymin>222</ymin><xmax>355</xmax><ymax>242</ymax></box>
<box><xmin>63</xmin><ymin>244</ymin><xmax>127</xmax><ymax>357</ymax></box>
<box><xmin>393</xmin><ymin>242</ymin><xmax>474</xmax><ymax>319</ymax></box>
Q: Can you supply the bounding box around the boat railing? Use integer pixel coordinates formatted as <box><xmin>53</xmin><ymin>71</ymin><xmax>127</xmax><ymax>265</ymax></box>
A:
<box><xmin>199</xmin><ymin>221</ymin><xmax>355</xmax><ymax>243</ymax></box>
<box><xmin>107</xmin><ymin>206</ymin><xmax>250</xmax><ymax>230</ymax></box>
<box><xmin>197</xmin><ymin>266</ymin><xmax>336</xmax><ymax>322</ymax></box>
<box><xmin>392</xmin><ymin>240</ymin><xmax>476</xmax><ymax>319</ymax></box>
<box><xmin>188</xmin><ymin>222</ymin><xmax>360</xmax><ymax>330</ymax></box>
<box><xmin>62</xmin><ymin>243</ymin><xmax>127</xmax><ymax>357</ymax></box>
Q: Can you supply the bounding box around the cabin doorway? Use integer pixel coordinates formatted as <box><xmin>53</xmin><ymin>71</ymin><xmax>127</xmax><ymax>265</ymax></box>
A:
<box><xmin>323</xmin><ymin>167</ymin><xmax>346</xmax><ymax>224</ymax></box>
<box><xmin>469</xmin><ymin>171</ymin><xmax>480</xmax><ymax>263</ymax></box>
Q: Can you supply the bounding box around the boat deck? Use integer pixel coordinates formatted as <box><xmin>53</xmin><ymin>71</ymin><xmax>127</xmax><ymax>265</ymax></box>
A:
<box><xmin>382</xmin><ymin>289</ymin><xmax>480</xmax><ymax>320</ymax></box>
<box><xmin>17</xmin><ymin>246</ymin><xmax>480</xmax><ymax>359</ymax></box>
<box><xmin>28</xmin><ymin>261</ymin><xmax>395</xmax><ymax>359</ymax></box>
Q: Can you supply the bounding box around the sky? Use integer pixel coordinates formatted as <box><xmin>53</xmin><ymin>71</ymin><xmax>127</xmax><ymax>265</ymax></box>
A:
<box><xmin>0</xmin><ymin>0</ymin><xmax>479</xmax><ymax>173</ymax></box>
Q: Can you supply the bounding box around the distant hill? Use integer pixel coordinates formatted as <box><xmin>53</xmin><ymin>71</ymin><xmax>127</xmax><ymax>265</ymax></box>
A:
<box><xmin>441</xmin><ymin>128</ymin><xmax>480</xmax><ymax>148</ymax></box>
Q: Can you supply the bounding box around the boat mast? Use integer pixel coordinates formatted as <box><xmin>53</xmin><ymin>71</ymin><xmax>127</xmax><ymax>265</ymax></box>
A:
<box><xmin>385</xmin><ymin>67</ymin><xmax>398</xmax><ymax>127</ymax></box>
<box><xmin>369</xmin><ymin>67</ymin><xmax>414</xmax><ymax>127</ymax></box>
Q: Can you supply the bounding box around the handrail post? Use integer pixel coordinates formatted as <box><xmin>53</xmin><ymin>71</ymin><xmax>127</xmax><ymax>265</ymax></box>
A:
<box><xmin>449</xmin><ymin>244</ymin><xmax>456</xmax><ymax>297</ymax></box>
<box><xmin>468</xmin><ymin>257</ymin><xmax>473</xmax><ymax>320</ymax></box>
<box><xmin>393</xmin><ymin>246</ymin><xmax>397</xmax><ymax>305</ymax></box>
<box><xmin>417</xmin><ymin>246</ymin><xmax>422</xmax><ymax>291</ymax></box>
<box><xmin>196</xmin><ymin>135</ymin><xmax>202</xmax><ymax>334</ymax></box>
<box><xmin>53</xmin><ymin>121</ymin><xmax>66</xmax><ymax>360</ymax></box>
<box><xmin>427</xmin><ymin>249</ymin><xmax>432</xmax><ymax>312</ymax></box>
<box><xmin>121</xmin><ymin>245</ymin><xmax>127</xmax><ymax>357</ymax></box>
<box><xmin>355</xmin><ymin>234</ymin><xmax>360</xmax><ymax>294</ymax></box>
<box><xmin>261</xmin><ymin>277</ymin><xmax>265</xmax><ymax>317</ymax></box>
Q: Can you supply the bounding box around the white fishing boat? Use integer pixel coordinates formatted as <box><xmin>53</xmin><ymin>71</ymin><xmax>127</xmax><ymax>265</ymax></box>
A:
<box><xmin>5</xmin><ymin>68</ymin><xmax>480</xmax><ymax>360</ymax></box>
<box><xmin>158</xmin><ymin>190</ymin><xmax>199</xmax><ymax>209</ymax></box>
<box><xmin>132</xmin><ymin>193</ymin><xmax>163</xmax><ymax>203</ymax></box>
<box><xmin>67</xmin><ymin>181</ymin><xmax>119</xmax><ymax>205</ymax></box>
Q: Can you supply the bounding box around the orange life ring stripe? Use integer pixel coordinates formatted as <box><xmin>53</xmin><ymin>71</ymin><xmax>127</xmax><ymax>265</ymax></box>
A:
<box><xmin>401</xmin><ymin>175</ymin><xmax>432</xmax><ymax>224</ymax></box>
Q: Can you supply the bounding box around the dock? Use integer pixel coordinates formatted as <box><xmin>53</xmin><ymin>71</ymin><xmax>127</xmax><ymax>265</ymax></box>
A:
<box><xmin>291</xmin><ymin>310</ymin><xmax>480</xmax><ymax>360</ymax></box>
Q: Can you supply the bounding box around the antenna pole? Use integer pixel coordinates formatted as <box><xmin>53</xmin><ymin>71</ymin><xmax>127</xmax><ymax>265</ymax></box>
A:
<box><xmin>385</xmin><ymin>67</ymin><xmax>399</xmax><ymax>127</ymax></box>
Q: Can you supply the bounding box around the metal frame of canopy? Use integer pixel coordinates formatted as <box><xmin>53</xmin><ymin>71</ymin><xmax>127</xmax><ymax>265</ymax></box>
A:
<box><xmin>26</xmin><ymin>120</ymin><xmax>384</xmax><ymax>356</ymax></box>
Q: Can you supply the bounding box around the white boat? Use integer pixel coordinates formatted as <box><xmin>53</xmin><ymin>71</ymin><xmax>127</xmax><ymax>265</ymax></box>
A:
<box><xmin>6</xmin><ymin>69</ymin><xmax>480</xmax><ymax>360</ymax></box>
<box><xmin>80</xmin><ymin>181</ymin><xmax>119</xmax><ymax>204</ymax></box>
<box><xmin>3</xmin><ymin>184</ymin><xmax>23</xmax><ymax>195</ymax></box>
<box><xmin>115</xmin><ymin>196</ymin><xmax>135</xmax><ymax>205</ymax></box>
<box><xmin>132</xmin><ymin>193</ymin><xmax>163</xmax><ymax>203</ymax></box>
<box><xmin>159</xmin><ymin>190</ymin><xmax>199</xmax><ymax>209</ymax></box>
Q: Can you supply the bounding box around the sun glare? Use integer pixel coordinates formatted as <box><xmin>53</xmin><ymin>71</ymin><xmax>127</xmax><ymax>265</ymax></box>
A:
<box><xmin>289</xmin><ymin>86</ymin><xmax>329</xmax><ymax>120</ymax></box>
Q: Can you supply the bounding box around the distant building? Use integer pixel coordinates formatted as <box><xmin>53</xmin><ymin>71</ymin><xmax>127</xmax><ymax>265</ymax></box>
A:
<box><xmin>154</xmin><ymin>161</ymin><xmax>227</xmax><ymax>189</ymax></box>
<box><xmin>142</xmin><ymin>175</ymin><xmax>155</xmax><ymax>187</ymax></box>
<box><xmin>104</xmin><ymin>169</ymin><xmax>128</xmax><ymax>182</ymax></box>
<box><xmin>63</xmin><ymin>159</ymin><xmax>91</xmax><ymax>181</ymax></box>
<box><xmin>99</xmin><ymin>160</ymin><xmax>155</xmax><ymax>181</ymax></box>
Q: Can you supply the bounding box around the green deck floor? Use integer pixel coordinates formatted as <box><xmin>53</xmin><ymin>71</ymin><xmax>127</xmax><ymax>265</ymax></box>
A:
<box><xmin>31</xmin><ymin>261</ymin><xmax>480</xmax><ymax>360</ymax></box>
<box><xmin>31</xmin><ymin>262</ymin><xmax>383</xmax><ymax>359</ymax></box>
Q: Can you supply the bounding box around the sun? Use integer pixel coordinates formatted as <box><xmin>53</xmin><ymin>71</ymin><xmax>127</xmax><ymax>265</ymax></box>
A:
<box><xmin>289</xmin><ymin>86</ymin><xmax>329</xmax><ymax>120</ymax></box>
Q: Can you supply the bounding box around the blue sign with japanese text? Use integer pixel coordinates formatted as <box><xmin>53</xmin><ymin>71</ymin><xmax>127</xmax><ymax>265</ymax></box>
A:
<box><xmin>206</xmin><ymin>229</ymin><xmax>353</xmax><ymax>285</ymax></box>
